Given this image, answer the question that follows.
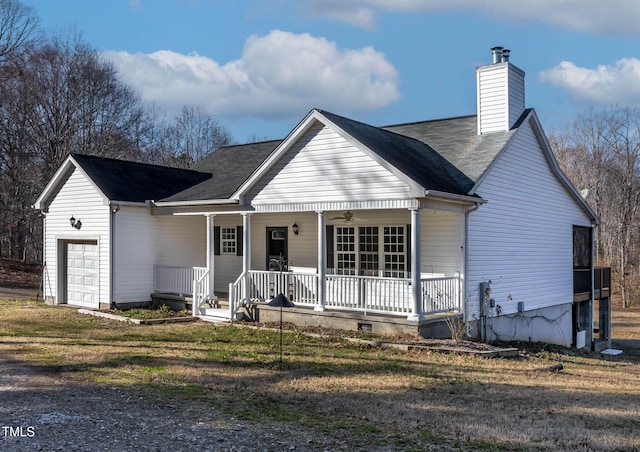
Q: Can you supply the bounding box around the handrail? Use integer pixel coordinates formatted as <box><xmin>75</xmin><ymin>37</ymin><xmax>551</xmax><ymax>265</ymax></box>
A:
<box><xmin>192</xmin><ymin>268</ymin><xmax>210</xmax><ymax>316</ymax></box>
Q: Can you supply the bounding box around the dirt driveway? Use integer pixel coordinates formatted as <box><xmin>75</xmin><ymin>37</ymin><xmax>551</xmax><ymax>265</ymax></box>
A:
<box><xmin>0</xmin><ymin>354</ymin><xmax>355</xmax><ymax>451</ymax></box>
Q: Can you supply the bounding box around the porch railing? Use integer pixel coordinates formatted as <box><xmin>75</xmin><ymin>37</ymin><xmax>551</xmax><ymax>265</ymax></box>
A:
<box><xmin>192</xmin><ymin>268</ymin><xmax>210</xmax><ymax>316</ymax></box>
<box><xmin>325</xmin><ymin>274</ymin><xmax>412</xmax><ymax>314</ymax></box>
<box><xmin>154</xmin><ymin>265</ymin><xmax>207</xmax><ymax>296</ymax></box>
<box><xmin>227</xmin><ymin>270</ymin><xmax>461</xmax><ymax>318</ymax></box>
<box><xmin>420</xmin><ymin>275</ymin><xmax>461</xmax><ymax>313</ymax></box>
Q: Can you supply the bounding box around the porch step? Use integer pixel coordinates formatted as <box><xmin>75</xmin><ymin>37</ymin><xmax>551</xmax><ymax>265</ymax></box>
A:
<box><xmin>198</xmin><ymin>307</ymin><xmax>230</xmax><ymax>323</ymax></box>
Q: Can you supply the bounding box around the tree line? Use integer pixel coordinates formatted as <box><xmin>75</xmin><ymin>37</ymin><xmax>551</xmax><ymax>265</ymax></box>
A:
<box><xmin>0</xmin><ymin>0</ymin><xmax>232</xmax><ymax>262</ymax></box>
<box><xmin>550</xmin><ymin>107</ymin><xmax>640</xmax><ymax>307</ymax></box>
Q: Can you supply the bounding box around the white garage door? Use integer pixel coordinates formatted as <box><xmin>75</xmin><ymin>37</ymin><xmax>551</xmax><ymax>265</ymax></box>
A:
<box><xmin>66</xmin><ymin>242</ymin><xmax>99</xmax><ymax>308</ymax></box>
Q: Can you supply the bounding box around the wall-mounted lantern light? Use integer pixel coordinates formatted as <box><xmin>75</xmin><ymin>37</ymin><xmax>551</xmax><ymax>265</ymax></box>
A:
<box><xmin>292</xmin><ymin>222</ymin><xmax>299</xmax><ymax>235</ymax></box>
<box><xmin>70</xmin><ymin>216</ymin><xmax>82</xmax><ymax>230</ymax></box>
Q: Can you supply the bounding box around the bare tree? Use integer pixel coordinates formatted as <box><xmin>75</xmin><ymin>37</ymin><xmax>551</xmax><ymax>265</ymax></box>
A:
<box><xmin>0</xmin><ymin>0</ymin><xmax>39</xmax><ymax>64</ymax></box>
<box><xmin>551</xmin><ymin>106</ymin><xmax>640</xmax><ymax>307</ymax></box>
<box><xmin>161</xmin><ymin>105</ymin><xmax>232</xmax><ymax>168</ymax></box>
<box><xmin>0</xmin><ymin>30</ymin><xmax>149</xmax><ymax>260</ymax></box>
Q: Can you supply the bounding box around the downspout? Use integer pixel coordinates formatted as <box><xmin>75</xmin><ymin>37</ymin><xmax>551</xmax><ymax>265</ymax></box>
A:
<box><xmin>464</xmin><ymin>202</ymin><xmax>481</xmax><ymax>337</ymax></box>
<box><xmin>109</xmin><ymin>203</ymin><xmax>120</xmax><ymax>309</ymax></box>
<box><xmin>41</xmin><ymin>211</ymin><xmax>46</xmax><ymax>302</ymax></box>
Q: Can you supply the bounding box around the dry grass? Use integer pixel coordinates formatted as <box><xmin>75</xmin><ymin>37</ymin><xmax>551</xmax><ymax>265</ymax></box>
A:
<box><xmin>1</xmin><ymin>299</ymin><xmax>639</xmax><ymax>450</ymax></box>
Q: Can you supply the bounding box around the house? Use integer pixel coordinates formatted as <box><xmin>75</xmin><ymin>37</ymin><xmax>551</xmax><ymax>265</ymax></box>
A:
<box><xmin>34</xmin><ymin>47</ymin><xmax>610</xmax><ymax>349</ymax></box>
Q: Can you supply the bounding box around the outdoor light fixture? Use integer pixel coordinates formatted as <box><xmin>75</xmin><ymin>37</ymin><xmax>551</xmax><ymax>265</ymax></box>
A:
<box><xmin>292</xmin><ymin>223</ymin><xmax>299</xmax><ymax>235</ymax></box>
<box><xmin>69</xmin><ymin>216</ymin><xmax>82</xmax><ymax>229</ymax></box>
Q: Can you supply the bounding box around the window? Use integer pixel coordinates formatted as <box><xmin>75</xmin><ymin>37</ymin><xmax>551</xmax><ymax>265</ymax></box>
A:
<box><xmin>336</xmin><ymin>226</ymin><xmax>356</xmax><ymax>275</ymax></box>
<box><xmin>333</xmin><ymin>225</ymin><xmax>407</xmax><ymax>277</ymax></box>
<box><xmin>359</xmin><ymin>226</ymin><xmax>379</xmax><ymax>275</ymax></box>
<box><xmin>221</xmin><ymin>227</ymin><xmax>236</xmax><ymax>254</ymax></box>
<box><xmin>384</xmin><ymin>226</ymin><xmax>406</xmax><ymax>277</ymax></box>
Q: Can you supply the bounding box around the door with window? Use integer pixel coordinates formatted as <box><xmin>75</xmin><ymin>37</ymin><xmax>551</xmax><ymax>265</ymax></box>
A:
<box><xmin>266</xmin><ymin>227</ymin><xmax>288</xmax><ymax>271</ymax></box>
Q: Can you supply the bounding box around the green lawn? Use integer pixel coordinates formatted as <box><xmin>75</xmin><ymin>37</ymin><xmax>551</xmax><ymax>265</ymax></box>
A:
<box><xmin>1</xmin><ymin>298</ymin><xmax>639</xmax><ymax>451</ymax></box>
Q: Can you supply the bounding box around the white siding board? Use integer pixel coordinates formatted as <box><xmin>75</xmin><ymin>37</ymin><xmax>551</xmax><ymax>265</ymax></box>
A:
<box><xmin>154</xmin><ymin>215</ymin><xmax>205</xmax><ymax>268</ymax></box>
<box><xmin>44</xmin><ymin>167</ymin><xmax>109</xmax><ymax>307</ymax></box>
<box><xmin>421</xmin><ymin>210</ymin><xmax>464</xmax><ymax>276</ymax></box>
<box><xmin>247</xmin><ymin>123</ymin><xmax>413</xmax><ymax>204</ymax></box>
<box><xmin>478</xmin><ymin>63</ymin><xmax>525</xmax><ymax>134</ymax></box>
<box><xmin>113</xmin><ymin>207</ymin><xmax>156</xmax><ymax>302</ymax></box>
<box><xmin>467</xmin><ymin>120</ymin><xmax>592</xmax><ymax>319</ymax></box>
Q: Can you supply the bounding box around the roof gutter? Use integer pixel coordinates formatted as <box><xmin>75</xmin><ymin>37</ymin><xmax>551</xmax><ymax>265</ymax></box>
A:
<box><xmin>424</xmin><ymin>189</ymin><xmax>487</xmax><ymax>205</ymax></box>
<box><xmin>152</xmin><ymin>198</ymin><xmax>240</xmax><ymax>208</ymax></box>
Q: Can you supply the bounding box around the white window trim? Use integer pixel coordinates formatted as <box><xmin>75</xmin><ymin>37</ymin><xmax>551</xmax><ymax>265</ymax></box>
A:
<box><xmin>221</xmin><ymin>227</ymin><xmax>237</xmax><ymax>255</ymax></box>
<box><xmin>334</xmin><ymin>225</ymin><xmax>407</xmax><ymax>277</ymax></box>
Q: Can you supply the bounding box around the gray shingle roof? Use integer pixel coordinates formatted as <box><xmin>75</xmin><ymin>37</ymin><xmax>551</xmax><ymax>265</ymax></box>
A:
<box><xmin>70</xmin><ymin>109</ymin><xmax>528</xmax><ymax>205</ymax></box>
<box><xmin>384</xmin><ymin>110</ymin><xmax>530</xmax><ymax>183</ymax></box>
<box><xmin>71</xmin><ymin>153</ymin><xmax>211</xmax><ymax>203</ymax></box>
<box><xmin>160</xmin><ymin>140</ymin><xmax>281</xmax><ymax>202</ymax></box>
<box><xmin>319</xmin><ymin>110</ymin><xmax>476</xmax><ymax>195</ymax></box>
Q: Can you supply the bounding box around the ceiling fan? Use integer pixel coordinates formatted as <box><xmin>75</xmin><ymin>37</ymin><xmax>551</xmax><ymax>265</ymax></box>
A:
<box><xmin>328</xmin><ymin>210</ymin><xmax>366</xmax><ymax>223</ymax></box>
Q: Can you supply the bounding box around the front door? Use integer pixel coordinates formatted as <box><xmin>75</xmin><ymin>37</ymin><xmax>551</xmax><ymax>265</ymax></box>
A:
<box><xmin>266</xmin><ymin>227</ymin><xmax>288</xmax><ymax>271</ymax></box>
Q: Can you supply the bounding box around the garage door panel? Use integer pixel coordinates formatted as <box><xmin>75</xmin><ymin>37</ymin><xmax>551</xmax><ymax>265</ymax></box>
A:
<box><xmin>66</xmin><ymin>241</ymin><xmax>99</xmax><ymax>308</ymax></box>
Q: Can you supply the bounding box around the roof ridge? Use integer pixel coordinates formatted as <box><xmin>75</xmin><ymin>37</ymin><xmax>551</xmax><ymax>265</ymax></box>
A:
<box><xmin>382</xmin><ymin>114</ymin><xmax>477</xmax><ymax>129</ymax></box>
<box><xmin>70</xmin><ymin>152</ymin><xmax>211</xmax><ymax>175</ymax></box>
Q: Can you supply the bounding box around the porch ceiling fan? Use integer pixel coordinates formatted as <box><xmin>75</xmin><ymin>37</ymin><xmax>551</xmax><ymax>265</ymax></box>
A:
<box><xmin>328</xmin><ymin>210</ymin><xmax>366</xmax><ymax>223</ymax></box>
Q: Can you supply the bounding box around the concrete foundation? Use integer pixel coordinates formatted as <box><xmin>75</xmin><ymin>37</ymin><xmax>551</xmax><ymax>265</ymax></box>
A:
<box><xmin>250</xmin><ymin>303</ymin><xmax>460</xmax><ymax>339</ymax></box>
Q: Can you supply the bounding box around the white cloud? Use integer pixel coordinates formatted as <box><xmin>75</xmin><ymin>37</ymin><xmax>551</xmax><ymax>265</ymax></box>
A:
<box><xmin>103</xmin><ymin>30</ymin><xmax>400</xmax><ymax>119</ymax></box>
<box><xmin>540</xmin><ymin>59</ymin><xmax>640</xmax><ymax>106</ymax></box>
<box><xmin>306</xmin><ymin>0</ymin><xmax>640</xmax><ymax>35</ymax></box>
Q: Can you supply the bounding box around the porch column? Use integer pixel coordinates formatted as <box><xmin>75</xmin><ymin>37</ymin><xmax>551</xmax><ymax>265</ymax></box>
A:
<box><xmin>206</xmin><ymin>214</ymin><xmax>217</xmax><ymax>300</ymax></box>
<box><xmin>316</xmin><ymin>210</ymin><xmax>326</xmax><ymax>311</ymax></box>
<box><xmin>242</xmin><ymin>213</ymin><xmax>251</xmax><ymax>304</ymax></box>
<box><xmin>408</xmin><ymin>207</ymin><xmax>423</xmax><ymax>321</ymax></box>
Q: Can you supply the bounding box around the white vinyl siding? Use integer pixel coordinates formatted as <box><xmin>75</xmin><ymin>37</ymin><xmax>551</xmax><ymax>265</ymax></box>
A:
<box><xmin>477</xmin><ymin>63</ymin><xmax>525</xmax><ymax>134</ymax></box>
<box><xmin>420</xmin><ymin>210</ymin><xmax>464</xmax><ymax>276</ymax></box>
<box><xmin>113</xmin><ymin>206</ymin><xmax>156</xmax><ymax>302</ymax></box>
<box><xmin>467</xmin><ymin>120</ymin><xmax>592</xmax><ymax>317</ymax></box>
<box><xmin>43</xmin><ymin>167</ymin><xmax>109</xmax><ymax>306</ymax></box>
<box><xmin>114</xmin><ymin>210</ymin><xmax>206</xmax><ymax>302</ymax></box>
<box><xmin>247</xmin><ymin>122</ymin><xmax>414</xmax><ymax>204</ymax></box>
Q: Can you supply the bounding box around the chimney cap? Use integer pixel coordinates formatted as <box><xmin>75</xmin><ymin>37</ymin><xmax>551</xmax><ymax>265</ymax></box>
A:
<box><xmin>491</xmin><ymin>46</ymin><xmax>504</xmax><ymax>64</ymax></box>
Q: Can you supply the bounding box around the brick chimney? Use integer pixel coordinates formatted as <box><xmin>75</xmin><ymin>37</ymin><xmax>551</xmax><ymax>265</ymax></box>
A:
<box><xmin>476</xmin><ymin>46</ymin><xmax>525</xmax><ymax>135</ymax></box>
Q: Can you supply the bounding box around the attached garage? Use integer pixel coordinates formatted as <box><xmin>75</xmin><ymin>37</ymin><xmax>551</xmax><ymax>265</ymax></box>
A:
<box><xmin>35</xmin><ymin>153</ymin><xmax>212</xmax><ymax>308</ymax></box>
<box><xmin>65</xmin><ymin>241</ymin><xmax>99</xmax><ymax>308</ymax></box>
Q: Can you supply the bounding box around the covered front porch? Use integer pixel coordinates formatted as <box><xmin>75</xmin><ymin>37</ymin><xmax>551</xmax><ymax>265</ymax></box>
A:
<box><xmin>152</xmin><ymin>201</ymin><xmax>471</xmax><ymax>336</ymax></box>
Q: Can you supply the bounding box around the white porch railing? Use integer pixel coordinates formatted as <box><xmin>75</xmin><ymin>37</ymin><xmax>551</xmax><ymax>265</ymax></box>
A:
<box><xmin>325</xmin><ymin>274</ymin><xmax>412</xmax><ymax>314</ymax></box>
<box><xmin>155</xmin><ymin>265</ymin><xmax>461</xmax><ymax>319</ymax></box>
<box><xmin>154</xmin><ymin>265</ymin><xmax>207</xmax><ymax>296</ymax></box>
<box><xmin>227</xmin><ymin>270</ymin><xmax>461</xmax><ymax>318</ymax></box>
<box><xmin>192</xmin><ymin>268</ymin><xmax>210</xmax><ymax>316</ymax></box>
<box><xmin>420</xmin><ymin>275</ymin><xmax>461</xmax><ymax>313</ymax></box>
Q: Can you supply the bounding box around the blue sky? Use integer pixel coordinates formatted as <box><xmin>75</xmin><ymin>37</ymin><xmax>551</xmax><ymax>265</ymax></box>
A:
<box><xmin>23</xmin><ymin>0</ymin><xmax>640</xmax><ymax>143</ymax></box>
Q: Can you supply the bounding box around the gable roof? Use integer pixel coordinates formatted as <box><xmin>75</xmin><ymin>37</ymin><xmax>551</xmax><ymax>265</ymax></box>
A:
<box><xmin>34</xmin><ymin>153</ymin><xmax>212</xmax><ymax>210</ymax></box>
<box><xmin>317</xmin><ymin>110</ymin><xmax>476</xmax><ymax>196</ymax></box>
<box><xmin>70</xmin><ymin>154</ymin><xmax>212</xmax><ymax>203</ymax></box>
<box><xmin>159</xmin><ymin>140</ymin><xmax>281</xmax><ymax>203</ymax></box>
